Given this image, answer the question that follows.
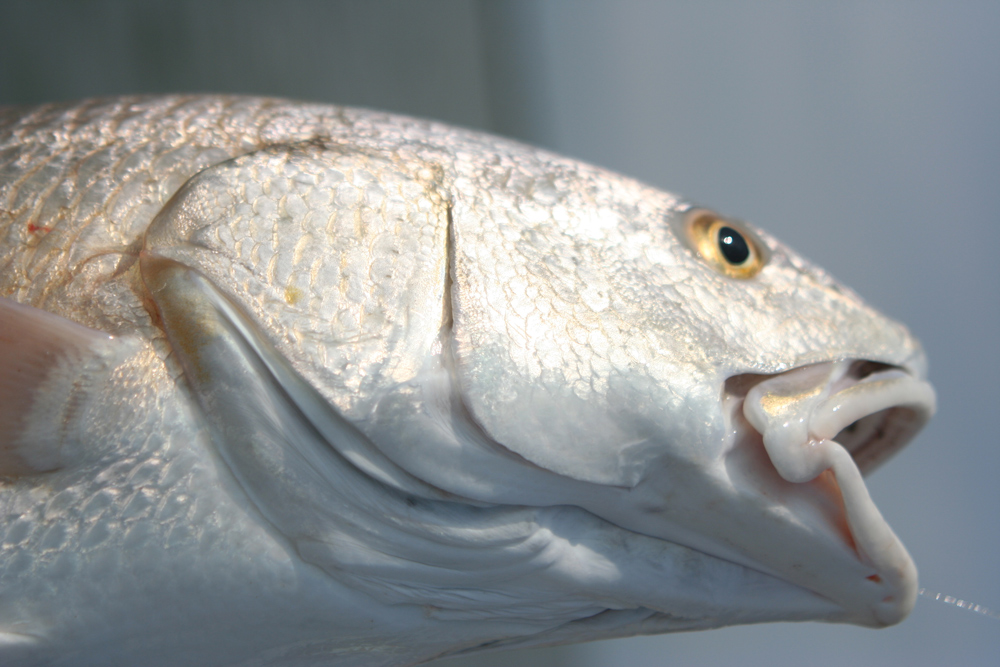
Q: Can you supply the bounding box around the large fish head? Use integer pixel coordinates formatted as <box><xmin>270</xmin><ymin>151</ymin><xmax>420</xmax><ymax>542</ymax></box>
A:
<box><xmin>140</xmin><ymin>128</ymin><xmax>933</xmax><ymax>646</ymax></box>
<box><xmin>440</xmin><ymin>157</ymin><xmax>934</xmax><ymax>628</ymax></box>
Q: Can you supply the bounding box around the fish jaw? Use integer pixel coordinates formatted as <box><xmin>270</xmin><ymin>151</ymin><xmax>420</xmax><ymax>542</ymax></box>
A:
<box><xmin>571</xmin><ymin>355</ymin><xmax>934</xmax><ymax>630</ymax></box>
<box><xmin>355</xmin><ymin>329</ymin><xmax>935</xmax><ymax>629</ymax></box>
<box><xmin>736</xmin><ymin>359</ymin><xmax>934</xmax><ymax>625</ymax></box>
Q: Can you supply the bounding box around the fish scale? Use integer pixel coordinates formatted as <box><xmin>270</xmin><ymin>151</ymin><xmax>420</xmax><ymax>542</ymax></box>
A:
<box><xmin>0</xmin><ymin>98</ymin><xmax>341</xmax><ymax>323</ymax></box>
<box><xmin>0</xmin><ymin>334</ymin><xmax>378</xmax><ymax>665</ymax></box>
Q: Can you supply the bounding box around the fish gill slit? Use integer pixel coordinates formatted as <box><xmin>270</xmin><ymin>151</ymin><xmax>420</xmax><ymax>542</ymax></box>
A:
<box><xmin>437</xmin><ymin>203</ymin><xmax>549</xmax><ymax>473</ymax></box>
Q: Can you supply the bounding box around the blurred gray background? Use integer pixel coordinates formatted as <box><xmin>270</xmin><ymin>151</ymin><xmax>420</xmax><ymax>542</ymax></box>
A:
<box><xmin>2</xmin><ymin>1</ymin><xmax>997</xmax><ymax>665</ymax></box>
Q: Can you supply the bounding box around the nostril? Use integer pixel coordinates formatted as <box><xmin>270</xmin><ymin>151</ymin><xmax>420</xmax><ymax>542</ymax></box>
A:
<box><xmin>868</xmin><ymin>574</ymin><xmax>882</xmax><ymax>583</ymax></box>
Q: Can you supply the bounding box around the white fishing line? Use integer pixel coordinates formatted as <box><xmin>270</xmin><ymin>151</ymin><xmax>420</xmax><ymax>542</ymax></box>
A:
<box><xmin>918</xmin><ymin>588</ymin><xmax>1000</xmax><ymax>620</ymax></box>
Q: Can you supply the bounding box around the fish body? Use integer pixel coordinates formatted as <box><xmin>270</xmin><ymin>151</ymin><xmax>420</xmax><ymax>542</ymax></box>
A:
<box><xmin>0</xmin><ymin>97</ymin><xmax>934</xmax><ymax>666</ymax></box>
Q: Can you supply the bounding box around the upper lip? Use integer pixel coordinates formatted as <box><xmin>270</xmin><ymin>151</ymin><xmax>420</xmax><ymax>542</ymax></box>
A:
<box><xmin>732</xmin><ymin>359</ymin><xmax>935</xmax><ymax>626</ymax></box>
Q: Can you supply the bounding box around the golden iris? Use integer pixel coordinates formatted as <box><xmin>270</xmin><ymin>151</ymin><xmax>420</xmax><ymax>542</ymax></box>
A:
<box><xmin>686</xmin><ymin>210</ymin><xmax>766</xmax><ymax>279</ymax></box>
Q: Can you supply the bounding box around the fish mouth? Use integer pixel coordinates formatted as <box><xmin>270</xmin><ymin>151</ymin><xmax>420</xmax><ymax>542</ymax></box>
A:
<box><xmin>725</xmin><ymin>359</ymin><xmax>935</xmax><ymax>627</ymax></box>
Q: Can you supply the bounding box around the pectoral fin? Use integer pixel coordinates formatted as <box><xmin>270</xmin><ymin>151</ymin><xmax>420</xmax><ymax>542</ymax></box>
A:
<box><xmin>0</xmin><ymin>298</ymin><xmax>119</xmax><ymax>476</ymax></box>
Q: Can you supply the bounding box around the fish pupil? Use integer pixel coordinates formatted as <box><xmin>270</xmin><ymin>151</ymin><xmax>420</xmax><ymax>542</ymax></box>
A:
<box><xmin>718</xmin><ymin>226</ymin><xmax>750</xmax><ymax>264</ymax></box>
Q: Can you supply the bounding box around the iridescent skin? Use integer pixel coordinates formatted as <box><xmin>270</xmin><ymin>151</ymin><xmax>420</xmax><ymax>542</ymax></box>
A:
<box><xmin>0</xmin><ymin>97</ymin><xmax>932</xmax><ymax>666</ymax></box>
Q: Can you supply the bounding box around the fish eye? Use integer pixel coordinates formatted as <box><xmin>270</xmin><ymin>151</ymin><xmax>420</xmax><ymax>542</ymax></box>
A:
<box><xmin>684</xmin><ymin>210</ymin><xmax>766</xmax><ymax>279</ymax></box>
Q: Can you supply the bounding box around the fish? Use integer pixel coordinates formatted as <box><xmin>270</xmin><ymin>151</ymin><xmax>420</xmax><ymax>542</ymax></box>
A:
<box><xmin>0</xmin><ymin>96</ymin><xmax>935</xmax><ymax>667</ymax></box>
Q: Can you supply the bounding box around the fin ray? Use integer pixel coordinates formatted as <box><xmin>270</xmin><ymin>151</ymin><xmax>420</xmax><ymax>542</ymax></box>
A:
<box><xmin>0</xmin><ymin>298</ymin><xmax>116</xmax><ymax>475</ymax></box>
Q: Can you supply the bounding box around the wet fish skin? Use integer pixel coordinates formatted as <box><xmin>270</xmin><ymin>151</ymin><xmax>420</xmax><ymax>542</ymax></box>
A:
<box><xmin>0</xmin><ymin>97</ymin><xmax>932</xmax><ymax>666</ymax></box>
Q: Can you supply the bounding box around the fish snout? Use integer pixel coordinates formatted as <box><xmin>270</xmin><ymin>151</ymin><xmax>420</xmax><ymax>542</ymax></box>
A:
<box><xmin>728</xmin><ymin>359</ymin><xmax>934</xmax><ymax>626</ymax></box>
